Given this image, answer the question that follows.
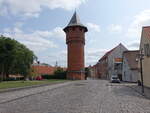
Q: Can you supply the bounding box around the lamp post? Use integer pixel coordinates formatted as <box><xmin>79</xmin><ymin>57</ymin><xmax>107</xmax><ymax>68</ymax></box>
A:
<box><xmin>36</xmin><ymin>60</ymin><xmax>40</xmax><ymax>78</ymax></box>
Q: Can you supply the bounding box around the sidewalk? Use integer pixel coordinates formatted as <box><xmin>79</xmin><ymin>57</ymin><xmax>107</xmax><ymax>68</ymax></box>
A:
<box><xmin>128</xmin><ymin>84</ymin><xmax>150</xmax><ymax>99</ymax></box>
<box><xmin>0</xmin><ymin>81</ymin><xmax>73</xmax><ymax>104</ymax></box>
<box><xmin>0</xmin><ymin>80</ymin><xmax>68</xmax><ymax>93</ymax></box>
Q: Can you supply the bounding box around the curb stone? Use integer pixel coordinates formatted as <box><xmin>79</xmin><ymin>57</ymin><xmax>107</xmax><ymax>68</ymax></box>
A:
<box><xmin>126</xmin><ymin>85</ymin><xmax>150</xmax><ymax>99</ymax></box>
<box><xmin>0</xmin><ymin>81</ymin><xmax>67</xmax><ymax>93</ymax></box>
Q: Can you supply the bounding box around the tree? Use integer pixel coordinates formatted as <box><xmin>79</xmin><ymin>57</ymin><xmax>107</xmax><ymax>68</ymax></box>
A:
<box><xmin>0</xmin><ymin>36</ymin><xmax>17</xmax><ymax>80</ymax></box>
<box><xmin>85</xmin><ymin>67</ymin><xmax>90</xmax><ymax>79</ymax></box>
<box><xmin>13</xmin><ymin>43</ymin><xmax>36</xmax><ymax>80</ymax></box>
<box><xmin>0</xmin><ymin>36</ymin><xmax>36</xmax><ymax>81</ymax></box>
<box><xmin>28</xmin><ymin>67</ymin><xmax>38</xmax><ymax>80</ymax></box>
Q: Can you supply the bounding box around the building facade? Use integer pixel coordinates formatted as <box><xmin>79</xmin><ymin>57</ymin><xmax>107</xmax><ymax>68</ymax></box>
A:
<box><xmin>106</xmin><ymin>43</ymin><xmax>127</xmax><ymax>80</ymax></box>
<box><xmin>122</xmin><ymin>51</ymin><xmax>139</xmax><ymax>82</ymax></box>
<box><xmin>139</xmin><ymin>26</ymin><xmax>150</xmax><ymax>87</ymax></box>
<box><xmin>63</xmin><ymin>12</ymin><xmax>88</xmax><ymax>80</ymax></box>
<box><xmin>96</xmin><ymin>50</ymin><xmax>111</xmax><ymax>79</ymax></box>
<box><xmin>90</xmin><ymin>43</ymin><xmax>127</xmax><ymax>80</ymax></box>
<box><xmin>32</xmin><ymin>63</ymin><xmax>56</xmax><ymax>76</ymax></box>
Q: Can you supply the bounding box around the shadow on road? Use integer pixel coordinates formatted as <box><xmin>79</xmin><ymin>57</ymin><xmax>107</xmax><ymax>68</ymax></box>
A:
<box><xmin>107</xmin><ymin>82</ymin><xmax>146</xmax><ymax>99</ymax></box>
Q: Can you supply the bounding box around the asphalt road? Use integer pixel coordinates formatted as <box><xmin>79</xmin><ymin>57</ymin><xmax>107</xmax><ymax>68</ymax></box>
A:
<box><xmin>0</xmin><ymin>80</ymin><xmax>150</xmax><ymax>113</ymax></box>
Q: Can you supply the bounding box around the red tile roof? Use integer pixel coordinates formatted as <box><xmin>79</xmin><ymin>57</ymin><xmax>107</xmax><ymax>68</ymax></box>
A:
<box><xmin>142</xmin><ymin>26</ymin><xmax>150</xmax><ymax>39</ymax></box>
<box><xmin>32</xmin><ymin>65</ymin><xmax>56</xmax><ymax>75</ymax></box>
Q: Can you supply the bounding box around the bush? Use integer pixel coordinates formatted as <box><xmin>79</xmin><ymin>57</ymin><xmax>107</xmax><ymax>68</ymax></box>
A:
<box><xmin>3</xmin><ymin>77</ymin><xmax>24</xmax><ymax>81</ymax></box>
<box><xmin>54</xmin><ymin>71</ymin><xmax>66</xmax><ymax>79</ymax></box>
<box><xmin>41</xmin><ymin>68</ymin><xmax>67</xmax><ymax>80</ymax></box>
<box><xmin>54</xmin><ymin>68</ymin><xmax>67</xmax><ymax>79</ymax></box>
<box><xmin>41</xmin><ymin>74</ymin><xmax>54</xmax><ymax>79</ymax></box>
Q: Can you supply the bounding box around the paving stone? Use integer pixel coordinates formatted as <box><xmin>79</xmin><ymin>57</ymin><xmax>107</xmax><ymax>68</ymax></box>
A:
<box><xmin>0</xmin><ymin>80</ymin><xmax>150</xmax><ymax>113</ymax></box>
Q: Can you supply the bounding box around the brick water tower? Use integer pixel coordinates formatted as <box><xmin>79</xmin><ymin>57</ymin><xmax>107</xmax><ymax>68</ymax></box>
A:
<box><xmin>63</xmin><ymin>12</ymin><xmax>88</xmax><ymax>80</ymax></box>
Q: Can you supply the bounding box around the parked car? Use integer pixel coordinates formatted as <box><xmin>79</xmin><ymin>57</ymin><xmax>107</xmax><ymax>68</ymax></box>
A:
<box><xmin>110</xmin><ymin>76</ymin><xmax>120</xmax><ymax>83</ymax></box>
<box><xmin>35</xmin><ymin>76</ymin><xmax>43</xmax><ymax>80</ymax></box>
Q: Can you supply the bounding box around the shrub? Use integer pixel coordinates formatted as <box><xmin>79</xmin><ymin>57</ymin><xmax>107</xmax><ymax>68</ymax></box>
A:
<box><xmin>53</xmin><ymin>68</ymin><xmax>67</xmax><ymax>79</ymax></box>
<box><xmin>41</xmin><ymin>68</ymin><xmax>67</xmax><ymax>79</ymax></box>
<box><xmin>41</xmin><ymin>74</ymin><xmax>54</xmax><ymax>79</ymax></box>
<box><xmin>3</xmin><ymin>77</ymin><xmax>24</xmax><ymax>81</ymax></box>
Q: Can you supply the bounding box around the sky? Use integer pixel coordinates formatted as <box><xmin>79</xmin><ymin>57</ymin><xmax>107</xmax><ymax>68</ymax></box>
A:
<box><xmin>1</xmin><ymin>0</ymin><xmax>150</xmax><ymax>67</ymax></box>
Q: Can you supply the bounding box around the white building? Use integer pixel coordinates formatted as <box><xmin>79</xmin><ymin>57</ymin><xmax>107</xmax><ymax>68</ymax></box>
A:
<box><xmin>107</xmin><ymin>43</ymin><xmax>127</xmax><ymax>80</ymax></box>
<box><xmin>122</xmin><ymin>51</ymin><xmax>139</xmax><ymax>82</ymax></box>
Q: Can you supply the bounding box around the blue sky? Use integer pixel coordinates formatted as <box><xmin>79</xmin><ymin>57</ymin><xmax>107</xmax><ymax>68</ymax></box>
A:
<box><xmin>1</xmin><ymin>0</ymin><xmax>150</xmax><ymax>67</ymax></box>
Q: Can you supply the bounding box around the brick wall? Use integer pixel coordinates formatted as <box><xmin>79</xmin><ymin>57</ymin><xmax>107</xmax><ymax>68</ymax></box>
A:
<box><xmin>65</xmin><ymin>27</ymin><xmax>86</xmax><ymax>80</ymax></box>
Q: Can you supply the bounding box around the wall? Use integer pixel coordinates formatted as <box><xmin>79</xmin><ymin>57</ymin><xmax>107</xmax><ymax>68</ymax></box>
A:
<box><xmin>139</xmin><ymin>27</ymin><xmax>150</xmax><ymax>87</ymax></box>
<box><xmin>107</xmin><ymin>44</ymin><xmax>127</xmax><ymax>80</ymax></box>
<box><xmin>122</xmin><ymin>58</ymin><xmax>138</xmax><ymax>82</ymax></box>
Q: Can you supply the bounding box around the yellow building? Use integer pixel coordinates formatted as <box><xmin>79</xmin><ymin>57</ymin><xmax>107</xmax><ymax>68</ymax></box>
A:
<box><xmin>139</xmin><ymin>26</ymin><xmax>150</xmax><ymax>87</ymax></box>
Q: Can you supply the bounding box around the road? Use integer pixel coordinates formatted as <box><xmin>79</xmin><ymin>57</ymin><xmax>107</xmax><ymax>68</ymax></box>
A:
<box><xmin>0</xmin><ymin>80</ymin><xmax>150</xmax><ymax>113</ymax></box>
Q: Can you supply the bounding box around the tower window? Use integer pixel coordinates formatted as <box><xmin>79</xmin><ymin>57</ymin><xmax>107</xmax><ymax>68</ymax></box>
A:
<box><xmin>72</xmin><ymin>27</ymin><xmax>76</xmax><ymax>31</ymax></box>
<box><xmin>79</xmin><ymin>28</ymin><xmax>82</xmax><ymax>31</ymax></box>
<box><xmin>66</xmin><ymin>29</ymin><xmax>69</xmax><ymax>33</ymax></box>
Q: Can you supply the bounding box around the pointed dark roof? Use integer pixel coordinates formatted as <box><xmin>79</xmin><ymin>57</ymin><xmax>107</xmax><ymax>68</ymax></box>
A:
<box><xmin>64</xmin><ymin>12</ymin><xmax>88</xmax><ymax>32</ymax></box>
<box><xmin>68</xmin><ymin>12</ymin><xmax>82</xmax><ymax>26</ymax></box>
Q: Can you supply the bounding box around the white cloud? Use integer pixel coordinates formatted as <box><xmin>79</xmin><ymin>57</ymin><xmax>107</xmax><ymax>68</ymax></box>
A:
<box><xmin>43</xmin><ymin>50</ymin><xmax>67</xmax><ymax>66</ymax></box>
<box><xmin>0</xmin><ymin>6</ymin><xmax>8</xmax><ymax>16</ymax></box>
<box><xmin>108</xmin><ymin>24</ymin><xmax>122</xmax><ymax>33</ymax></box>
<box><xmin>44</xmin><ymin>48</ymin><xmax>108</xmax><ymax>67</ymax></box>
<box><xmin>0</xmin><ymin>0</ymin><xmax>87</xmax><ymax>18</ymax></box>
<box><xmin>86</xmin><ymin>23</ymin><xmax>101</xmax><ymax>32</ymax></box>
<box><xmin>127</xmin><ymin>41</ymin><xmax>140</xmax><ymax>50</ymax></box>
<box><xmin>1</xmin><ymin>26</ymin><xmax>65</xmax><ymax>66</ymax></box>
<box><xmin>2</xmin><ymin>26</ymin><xmax>66</xmax><ymax>52</ymax></box>
<box><xmin>127</xmin><ymin>9</ymin><xmax>150</xmax><ymax>38</ymax></box>
<box><xmin>85</xmin><ymin>49</ymin><xmax>107</xmax><ymax>66</ymax></box>
<box><xmin>14</xmin><ymin>22</ymin><xmax>24</xmax><ymax>28</ymax></box>
<box><xmin>50</xmin><ymin>27</ymin><xmax>65</xmax><ymax>40</ymax></box>
<box><xmin>33</xmin><ymin>27</ymin><xmax>65</xmax><ymax>40</ymax></box>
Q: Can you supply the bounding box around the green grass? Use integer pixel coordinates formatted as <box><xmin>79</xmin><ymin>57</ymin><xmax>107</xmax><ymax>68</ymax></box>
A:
<box><xmin>0</xmin><ymin>79</ymin><xmax>69</xmax><ymax>90</ymax></box>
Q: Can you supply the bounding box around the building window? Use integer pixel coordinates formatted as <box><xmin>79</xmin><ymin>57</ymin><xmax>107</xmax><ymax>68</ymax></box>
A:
<box><xmin>105</xmin><ymin>59</ymin><xmax>108</xmax><ymax>63</ymax></box>
<box><xmin>144</xmin><ymin>44</ymin><xmax>150</xmax><ymax>57</ymax></box>
<box><xmin>114</xmin><ymin>63</ymin><xmax>122</xmax><ymax>70</ymax></box>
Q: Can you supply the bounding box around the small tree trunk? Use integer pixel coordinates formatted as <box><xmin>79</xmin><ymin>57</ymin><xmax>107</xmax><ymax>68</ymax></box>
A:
<box><xmin>6</xmin><ymin>73</ymin><xmax>9</xmax><ymax>80</ymax></box>
<box><xmin>1</xmin><ymin>64</ymin><xmax>4</xmax><ymax>82</ymax></box>
<box><xmin>0</xmin><ymin>73</ymin><xmax>2</xmax><ymax>82</ymax></box>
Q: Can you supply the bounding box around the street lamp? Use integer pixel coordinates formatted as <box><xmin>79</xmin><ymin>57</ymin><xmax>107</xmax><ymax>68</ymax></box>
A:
<box><xmin>136</xmin><ymin>49</ymin><xmax>144</xmax><ymax>94</ymax></box>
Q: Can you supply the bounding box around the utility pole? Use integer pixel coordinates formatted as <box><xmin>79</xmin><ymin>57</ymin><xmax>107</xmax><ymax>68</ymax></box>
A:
<box><xmin>140</xmin><ymin>49</ymin><xmax>144</xmax><ymax>94</ymax></box>
<box><xmin>55</xmin><ymin>61</ymin><xmax>58</xmax><ymax>67</ymax></box>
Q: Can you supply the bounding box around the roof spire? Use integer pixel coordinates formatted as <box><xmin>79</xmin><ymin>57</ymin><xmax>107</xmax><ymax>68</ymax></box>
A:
<box><xmin>63</xmin><ymin>11</ymin><xmax>88</xmax><ymax>32</ymax></box>
<box><xmin>68</xmin><ymin>11</ymin><xmax>81</xmax><ymax>26</ymax></box>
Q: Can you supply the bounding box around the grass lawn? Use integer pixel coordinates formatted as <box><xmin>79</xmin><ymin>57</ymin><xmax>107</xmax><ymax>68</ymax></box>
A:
<box><xmin>0</xmin><ymin>79</ymin><xmax>69</xmax><ymax>90</ymax></box>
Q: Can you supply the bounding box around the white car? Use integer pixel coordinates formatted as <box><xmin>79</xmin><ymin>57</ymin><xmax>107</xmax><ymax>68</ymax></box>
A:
<box><xmin>110</xmin><ymin>76</ymin><xmax>120</xmax><ymax>83</ymax></box>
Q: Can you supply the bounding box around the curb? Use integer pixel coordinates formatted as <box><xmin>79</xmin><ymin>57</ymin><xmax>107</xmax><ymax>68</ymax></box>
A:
<box><xmin>0</xmin><ymin>81</ymin><xmax>73</xmax><ymax>104</ymax></box>
<box><xmin>126</xmin><ymin>85</ymin><xmax>150</xmax><ymax>99</ymax></box>
<box><xmin>0</xmin><ymin>81</ymin><xmax>67</xmax><ymax>93</ymax></box>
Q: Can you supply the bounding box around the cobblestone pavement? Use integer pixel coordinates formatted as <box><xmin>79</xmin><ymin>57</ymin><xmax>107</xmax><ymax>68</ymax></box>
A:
<box><xmin>0</xmin><ymin>80</ymin><xmax>150</xmax><ymax>113</ymax></box>
<box><xmin>128</xmin><ymin>84</ymin><xmax>150</xmax><ymax>99</ymax></box>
